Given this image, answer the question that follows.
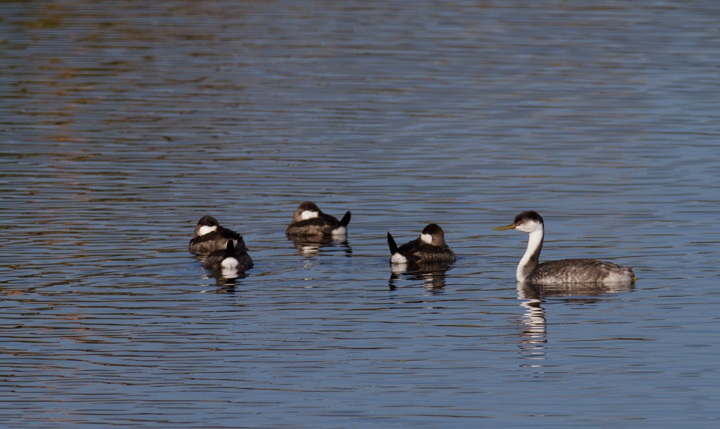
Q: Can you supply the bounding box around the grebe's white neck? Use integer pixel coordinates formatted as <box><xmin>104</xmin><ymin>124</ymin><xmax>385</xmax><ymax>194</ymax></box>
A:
<box><xmin>517</xmin><ymin>226</ymin><xmax>544</xmax><ymax>282</ymax></box>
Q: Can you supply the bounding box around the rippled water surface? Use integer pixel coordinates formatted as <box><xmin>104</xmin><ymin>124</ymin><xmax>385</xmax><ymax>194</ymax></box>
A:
<box><xmin>2</xmin><ymin>1</ymin><xmax>720</xmax><ymax>427</ymax></box>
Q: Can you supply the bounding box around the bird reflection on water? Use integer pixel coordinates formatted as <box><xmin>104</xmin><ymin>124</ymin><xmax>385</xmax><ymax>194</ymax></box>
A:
<box><xmin>194</xmin><ymin>253</ymin><xmax>247</xmax><ymax>292</ymax></box>
<box><xmin>388</xmin><ymin>262</ymin><xmax>453</xmax><ymax>294</ymax></box>
<box><xmin>516</xmin><ymin>281</ymin><xmax>635</xmax><ymax>364</ymax></box>
<box><xmin>201</xmin><ymin>265</ymin><xmax>248</xmax><ymax>292</ymax></box>
<box><xmin>288</xmin><ymin>237</ymin><xmax>352</xmax><ymax>257</ymax></box>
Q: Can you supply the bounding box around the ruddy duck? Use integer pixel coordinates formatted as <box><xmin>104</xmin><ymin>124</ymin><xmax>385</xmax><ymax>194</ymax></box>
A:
<box><xmin>387</xmin><ymin>224</ymin><xmax>456</xmax><ymax>264</ymax></box>
<box><xmin>189</xmin><ymin>215</ymin><xmax>246</xmax><ymax>255</ymax></box>
<box><xmin>286</xmin><ymin>201</ymin><xmax>351</xmax><ymax>239</ymax></box>
<box><xmin>203</xmin><ymin>238</ymin><xmax>253</xmax><ymax>272</ymax></box>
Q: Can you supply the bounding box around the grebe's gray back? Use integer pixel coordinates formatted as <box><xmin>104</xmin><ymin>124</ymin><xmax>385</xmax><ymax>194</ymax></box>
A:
<box><xmin>494</xmin><ymin>211</ymin><xmax>635</xmax><ymax>285</ymax></box>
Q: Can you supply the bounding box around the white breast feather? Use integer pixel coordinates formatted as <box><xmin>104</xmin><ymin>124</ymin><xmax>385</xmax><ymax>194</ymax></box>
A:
<box><xmin>420</xmin><ymin>233</ymin><xmax>432</xmax><ymax>244</ymax></box>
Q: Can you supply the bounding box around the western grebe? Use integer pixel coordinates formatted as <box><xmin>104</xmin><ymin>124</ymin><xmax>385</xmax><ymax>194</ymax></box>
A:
<box><xmin>387</xmin><ymin>224</ymin><xmax>456</xmax><ymax>264</ymax></box>
<box><xmin>203</xmin><ymin>238</ymin><xmax>253</xmax><ymax>272</ymax></box>
<box><xmin>494</xmin><ymin>211</ymin><xmax>635</xmax><ymax>285</ymax></box>
<box><xmin>189</xmin><ymin>215</ymin><xmax>246</xmax><ymax>255</ymax></box>
<box><xmin>286</xmin><ymin>201</ymin><xmax>351</xmax><ymax>239</ymax></box>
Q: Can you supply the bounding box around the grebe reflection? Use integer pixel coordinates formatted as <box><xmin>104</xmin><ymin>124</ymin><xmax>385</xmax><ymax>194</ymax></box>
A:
<box><xmin>516</xmin><ymin>281</ymin><xmax>635</xmax><ymax>363</ymax></box>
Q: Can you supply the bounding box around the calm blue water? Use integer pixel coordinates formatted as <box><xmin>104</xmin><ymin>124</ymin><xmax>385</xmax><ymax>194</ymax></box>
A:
<box><xmin>1</xmin><ymin>1</ymin><xmax>719</xmax><ymax>427</ymax></box>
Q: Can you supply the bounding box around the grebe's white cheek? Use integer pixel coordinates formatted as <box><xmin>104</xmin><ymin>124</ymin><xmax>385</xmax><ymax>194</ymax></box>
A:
<box><xmin>391</xmin><ymin>253</ymin><xmax>408</xmax><ymax>264</ymax></box>
<box><xmin>301</xmin><ymin>210</ymin><xmax>319</xmax><ymax>220</ymax></box>
<box><xmin>516</xmin><ymin>221</ymin><xmax>539</xmax><ymax>233</ymax></box>
<box><xmin>198</xmin><ymin>225</ymin><xmax>218</xmax><ymax>236</ymax></box>
<box><xmin>529</xmin><ymin>221</ymin><xmax>543</xmax><ymax>233</ymax></box>
<box><xmin>420</xmin><ymin>233</ymin><xmax>433</xmax><ymax>244</ymax></box>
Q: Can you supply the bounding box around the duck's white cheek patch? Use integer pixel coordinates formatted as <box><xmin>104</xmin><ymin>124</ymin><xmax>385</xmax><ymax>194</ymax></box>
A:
<box><xmin>391</xmin><ymin>253</ymin><xmax>408</xmax><ymax>264</ymax></box>
<box><xmin>198</xmin><ymin>225</ymin><xmax>218</xmax><ymax>236</ymax></box>
<box><xmin>221</xmin><ymin>257</ymin><xmax>239</xmax><ymax>268</ymax></box>
<box><xmin>301</xmin><ymin>211</ymin><xmax>319</xmax><ymax>220</ymax></box>
<box><xmin>421</xmin><ymin>233</ymin><xmax>433</xmax><ymax>244</ymax></box>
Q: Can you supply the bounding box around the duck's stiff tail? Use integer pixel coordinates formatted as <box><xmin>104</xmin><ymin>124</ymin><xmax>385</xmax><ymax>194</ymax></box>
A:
<box><xmin>224</xmin><ymin>238</ymin><xmax>236</xmax><ymax>258</ymax></box>
<box><xmin>339</xmin><ymin>211</ymin><xmax>351</xmax><ymax>227</ymax></box>
<box><xmin>387</xmin><ymin>232</ymin><xmax>398</xmax><ymax>255</ymax></box>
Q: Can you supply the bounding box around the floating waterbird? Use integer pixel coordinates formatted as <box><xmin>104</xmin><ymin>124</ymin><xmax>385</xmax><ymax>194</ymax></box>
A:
<box><xmin>203</xmin><ymin>238</ymin><xmax>253</xmax><ymax>272</ymax></box>
<box><xmin>286</xmin><ymin>201</ymin><xmax>351</xmax><ymax>239</ymax></box>
<box><xmin>387</xmin><ymin>224</ymin><xmax>456</xmax><ymax>265</ymax></box>
<box><xmin>189</xmin><ymin>215</ymin><xmax>246</xmax><ymax>255</ymax></box>
<box><xmin>494</xmin><ymin>211</ymin><xmax>636</xmax><ymax>285</ymax></box>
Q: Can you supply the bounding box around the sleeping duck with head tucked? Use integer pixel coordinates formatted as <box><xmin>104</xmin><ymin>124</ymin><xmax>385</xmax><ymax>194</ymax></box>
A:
<box><xmin>286</xmin><ymin>201</ymin><xmax>351</xmax><ymax>240</ymax></box>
